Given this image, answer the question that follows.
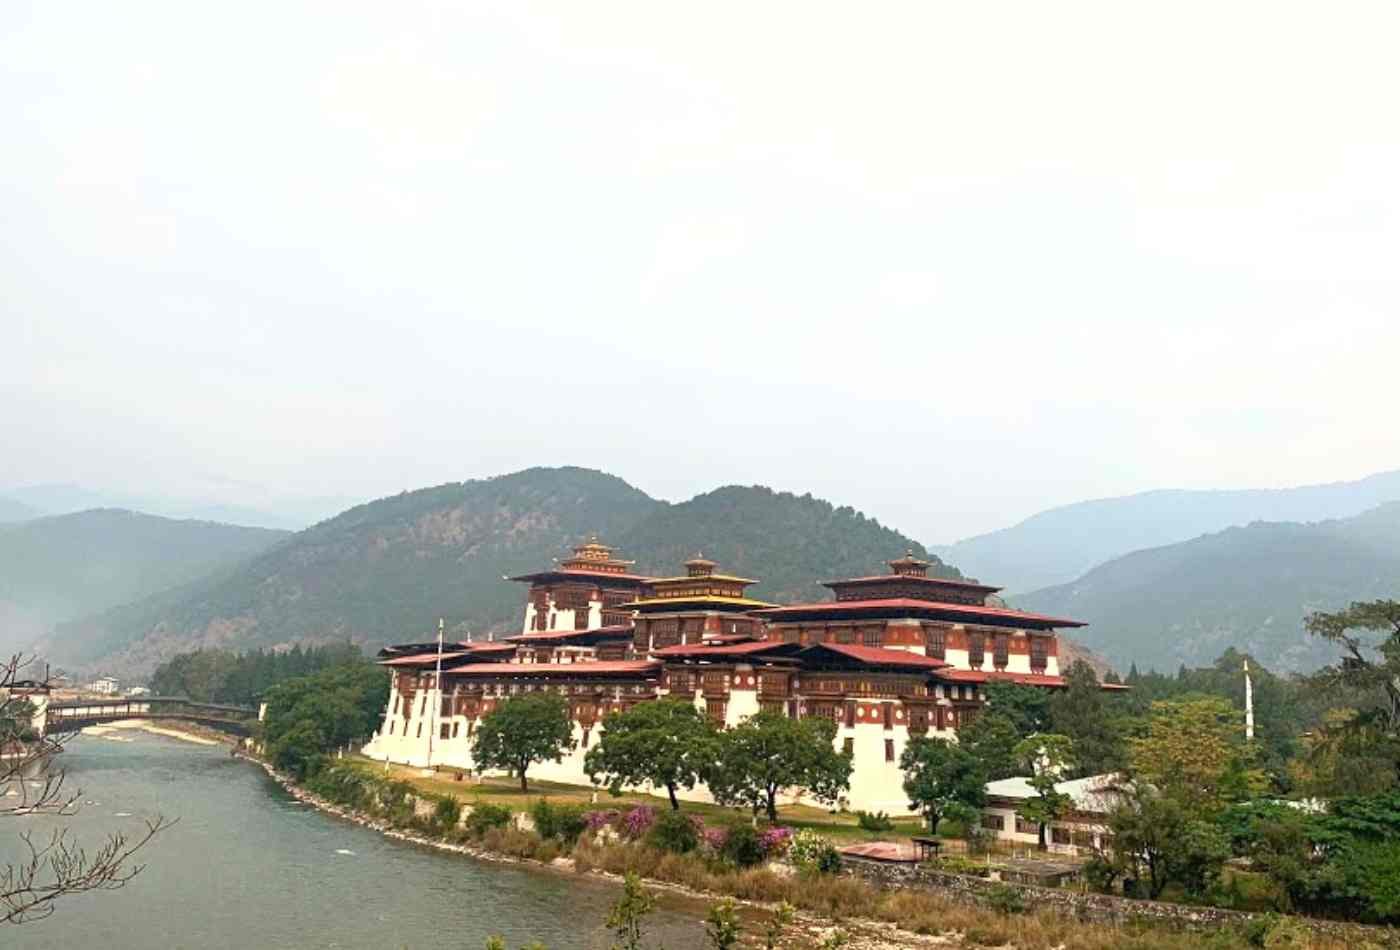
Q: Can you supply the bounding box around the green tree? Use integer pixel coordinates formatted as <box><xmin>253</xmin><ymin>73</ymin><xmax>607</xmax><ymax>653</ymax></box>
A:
<box><xmin>899</xmin><ymin>736</ymin><xmax>986</xmax><ymax>835</ymax></box>
<box><xmin>709</xmin><ymin>712</ymin><xmax>852</xmax><ymax>821</ymax></box>
<box><xmin>472</xmin><ymin>692</ymin><xmax>574</xmax><ymax>793</ymax></box>
<box><xmin>1306</xmin><ymin>600</ymin><xmax>1400</xmax><ymax>786</ymax></box>
<box><xmin>1094</xmin><ymin>784</ymin><xmax>1230</xmax><ymax>900</ymax></box>
<box><xmin>704</xmin><ymin>898</ymin><xmax>741</xmax><ymax>950</ymax></box>
<box><xmin>1128</xmin><ymin>697</ymin><xmax>1261</xmax><ymax>811</ymax></box>
<box><xmin>1012</xmin><ymin>733</ymin><xmax>1075</xmax><ymax>851</ymax></box>
<box><xmin>605</xmin><ymin>872</ymin><xmax>656</xmax><ymax>950</ymax></box>
<box><xmin>1048</xmin><ymin>661</ymin><xmax>1124</xmax><ymax>777</ymax></box>
<box><xmin>584</xmin><ymin>698</ymin><xmax>719</xmax><ymax>810</ymax></box>
<box><xmin>261</xmin><ymin>662</ymin><xmax>389</xmax><ymax>779</ymax></box>
<box><xmin>956</xmin><ymin>711</ymin><xmax>1021</xmax><ymax>781</ymax></box>
<box><xmin>982</xmin><ymin>681</ymin><xmax>1051</xmax><ymax>735</ymax></box>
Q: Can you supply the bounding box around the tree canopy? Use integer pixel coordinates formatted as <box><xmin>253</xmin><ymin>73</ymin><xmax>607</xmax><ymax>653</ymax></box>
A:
<box><xmin>899</xmin><ymin>736</ymin><xmax>986</xmax><ymax>834</ymax></box>
<box><xmin>708</xmin><ymin>713</ymin><xmax>852</xmax><ymax>821</ymax></box>
<box><xmin>584</xmin><ymin>698</ymin><xmax>719</xmax><ymax>810</ymax></box>
<box><xmin>472</xmin><ymin>692</ymin><xmax>574</xmax><ymax>792</ymax></box>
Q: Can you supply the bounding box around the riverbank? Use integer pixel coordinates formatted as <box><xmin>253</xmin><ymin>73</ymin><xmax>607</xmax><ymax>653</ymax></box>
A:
<box><xmin>241</xmin><ymin>755</ymin><xmax>1391</xmax><ymax>950</ymax></box>
<box><xmin>82</xmin><ymin>718</ymin><xmax>231</xmax><ymax>746</ymax></box>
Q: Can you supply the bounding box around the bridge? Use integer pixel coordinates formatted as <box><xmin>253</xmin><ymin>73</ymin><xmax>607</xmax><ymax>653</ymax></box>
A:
<box><xmin>45</xmin><ymin>696</ymin><xmax>259</xmax><ymax>736</ymax></box>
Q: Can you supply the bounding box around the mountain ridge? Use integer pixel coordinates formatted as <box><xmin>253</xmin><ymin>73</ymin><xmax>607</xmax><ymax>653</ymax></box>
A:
<box><xmin>1014</xmin><ymin>501</ymin><xmax>1400</xmax><ymax>674</ymax></box>
<box><xmin>45</xmin><ymin>468</ymin><xmax>961</xmax><ymax>678</ymax></box>
<box><xmin>935</xmin><ymin>469</ymin><xmax>1400</xmax><ymax>593</ymax></box>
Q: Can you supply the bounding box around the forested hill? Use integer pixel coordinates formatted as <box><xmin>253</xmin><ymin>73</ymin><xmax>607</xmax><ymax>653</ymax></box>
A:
<box><xmin>0</xmin><ymin>509</ymin><xmax>287</xmax><ymax>655</ymax></box>
<box><xmin>1015</xmin><ymin>502</ymin><xmax>1400</xmax><ymax>674</ymax></box>
<box><xmin>46</xmin><ymin>468</ymin><xmax>959</xmax><ymax>677</ymax></box>
<box><xmin>935</xmin><ymin>468</ymin><xmax>1400</xmax><ymax>594</ymax></box>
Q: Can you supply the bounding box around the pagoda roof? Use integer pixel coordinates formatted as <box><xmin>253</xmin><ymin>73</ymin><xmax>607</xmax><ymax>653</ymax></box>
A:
<box><xmin>797</xmin><ymin>642</ymin><xmax>951</xmax><ymax>671</ymax></box>
<box><xmin>755</xmin><ymin>598</ymin><xmax>1084</xmax><ymax>629</ymax></box>
<box><xmin>651</xmin><ymin>640</ymin><xmax>801</xmax><ymax>660</ymax></box>
<box><xmin>823</xmin><ymin>574</ymin><xmax>1002</xmax><ymax>594</ymax></box>
<box><xmin>378</xmin><ymin>643</ymin><xmax>516</xmax><ymax>667</ymax></box>
<box><xmin>627</xmin><ymin>594</ymin><xmax>776</xmax><ymax>612</ymax></box>
<box><xmin>509</xmin><ymin>567</ymin><xmax>655</xmax><ymax>584</ymax></box>
<box><xmin>443</xmin><ymin>660</ymin><xmax>660</xmax><ymax>679</ymax></box>
<box><xmin>935</xmin><ymin>669</ymin><xmax>1070</xmax><ymax>688</ymax></box>
<box><xmin>505</xmin><ymin>625</ymin><xmax>635</xmax><ymax>644</ymax></box>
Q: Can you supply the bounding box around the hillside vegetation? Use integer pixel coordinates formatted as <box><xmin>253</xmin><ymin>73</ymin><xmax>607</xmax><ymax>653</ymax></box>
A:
<box><xmin>936</xmin><ymin>469</ymin><xmax>1400</xmax><ymax>594</ymax></box>
<box><xmin>1016</xmin><ymin>502</ymin><xmax>1400</xmax><ymax>673</ymax></box>
<box><xmin>49</xmin><ymin>468</ymin><xmax>959</xmax><ymax>676</ymax></box>
<box><xmin>0</xmin><ymin>509</ymin><xmax>287</xmax><ymax>655</ymax></box>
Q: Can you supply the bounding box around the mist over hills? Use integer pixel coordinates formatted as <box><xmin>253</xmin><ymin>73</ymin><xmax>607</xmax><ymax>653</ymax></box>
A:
<box><xmin>45</xmin><ymin>468</ymin><xmax>960</xmax><ymax>677</ymax></box>
<box><xmin>934</xmin><ymin>469</ymin><xmax>1400</xmax><ymax>594</ymax></box>
<box><xmin>0</xmin><ymin>509</ymin><xmax>288</xmax><ymax>656</ymax></box>
<box><xmin>1015</xmin><ymin>501</ymin><xmax>1400</xmax><ymax>674</ymax></box>
<box><xmin>1</xmin><ymin>483</ymin><xmax>358</xmax><ymax>532</ymax></box>
<box><xmin>0</xmin><ymin>497</ymin><xmax>38</xmax><ymax>523</ymax></box>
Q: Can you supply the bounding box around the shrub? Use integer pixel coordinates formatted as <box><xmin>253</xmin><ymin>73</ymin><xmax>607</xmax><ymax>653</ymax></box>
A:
<box><xmin>760</xmin><ymin>826</ymin><xmax>793</xmax><ymax>857</ymax></box>
<box><xmin>701</xmin><ymin>825</ymin><xmax>730</xmax><ymax>854</ymax></box>
<box><xmin>984</xmin><ymin>883</ymin><xmax>1026</xmax><ymax>915</ymax></box>
<box><xmin>621</xmin><ymin>805</ymin><xmax>656</xmax><ymax>839</ymax></box>
<box><xmin>585</xmin><ymin>809</ymin><xmax>620</xmax><ymax>832</ymax></box>
<box><xmin>432</xmin><ymin>796</ymin><xmax>462</xmax><ymax>832</ymax></box>
<box><xmin>647</xmin><ymin>808</ymin><xmax>699</xmax><ymax>854</ymax></box>
<box><xmin>720</xmin><ymin>824</ymin><xmax>766</xmax><ymax>868</ymax></box>
<box><xmin>788</xmin><ymin>829</ymin><xmax>841</xmax><ymax>874</ymax></box>
<box><xmin>465</xmin><ymin>802</ymin><xmax>513</xmax><ymax>836</ymax></box>
<box><xmin>531</xmin><ymin>799</ymin><xmax>588</xmax><ymax>844</ymax></box>
<box><xmin>856</xmin><ymin>810</ymin><xmax>894</xmax><ymax>833</ymax></box>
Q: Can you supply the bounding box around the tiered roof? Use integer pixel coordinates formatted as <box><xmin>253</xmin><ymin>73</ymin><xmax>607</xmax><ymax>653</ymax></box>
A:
<box><xmin>626</xmin><ymin>555</ymin><xmax>775</xmax><ymax>612</ymax></box>
<box><xmin>510</xmin><ymin>538</ymin><xmax>655</xmax><ymax>586</ymax></box>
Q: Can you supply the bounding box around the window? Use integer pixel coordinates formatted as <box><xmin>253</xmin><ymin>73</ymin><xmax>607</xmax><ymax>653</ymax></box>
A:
<box><xmin>440</xmin><ymin>723</ymin><xmax>450</xmax><ymax>739</ymax></box>
<box><xmin>574</xmin><ymin>609</ymin><xmax>590</xmax><ymax>630</ymax></box>
<box><xmin>843</xmin><ymin>737</ymin><xmax>854</xmax><ymax>758</ymax></box>
<box><xmin>843</xmin><ymin>702</ymin><xmax>856</xmax><ymax>728</ymax></box>
<box><xmin>967</xmin><ymin>631</ymin><xmax>985</xmax><ymax>668</ymax></box>
<box><xmin>993</xmin><ymin>633</ymin><xmax>1009</xmax><ymax>670</ymax></box>
<box><xmin>1051</xmin><ymin>827</ymin><xmax>1072</xmax><ymax>846</ymax></box>
<box><xmin>416</xmin><ymin>723</ymin><xmax>423</xmax><ymax>738</ymax></box>
<box><xmin>452</xmin><ymin>722</ymin><xmax>460</xmax><ymax>738</ymax></box>
<box><xmin>835</xmin><ymin>627</ymin><xmax>854</xmax><ymax>645</ymax></box>
<box><xmin>1030</xmin><ymin>636</ymin><xmax>1048</xmax><ymax>672</ymax></box>
<box><xmin>581</xmin><ymin>729</ymin><xmax>590</xmax><ymax>748</ymax></box>
<box><xmin>882</xmin><ymin>703</ymin><xmax>893</xmax><ymax>730</ymax></box>
<box><xmin>1015</xmin><ymin>817</ymin><xmax>1037</xmax><ymax>836</ymax></box>
<box><xmin>924</xmin><ymin>625</ymin><xmax>946</xmax><ymax>660</ymax></box>
<box><xmin>862</xmin><ymin>626</ymin><xmax>882</xmax><ymax>647</ymax></box>
<box><xmin>884</xmin><ymin>739</ymin><xmax>895</xmax><ymax>762</ymax></box>
<box><xmin>705</xmin><ymin>699</ymin><xmax>727</xmax><ymax>724</ymax></box>
<box><xmin>980</xmin><ymin>813</ymin><xmax>1005</xmax><ymax>831</ymax></box>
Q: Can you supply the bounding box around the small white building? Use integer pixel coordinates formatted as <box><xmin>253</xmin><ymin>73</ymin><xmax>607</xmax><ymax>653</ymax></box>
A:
<box><xmin>979</xmin><ymin>773</ymin><xmax>1123</xmax><ymax>855</ymax></box>
<box><xmin>86</xmin><ymin>676</ymin><xmax>120</xmax><ymax>695</ymax></box>
<box><xmin>127</xmin><ymin>686</ymin><xmax>151</xmax><ymax>697</ymax></box>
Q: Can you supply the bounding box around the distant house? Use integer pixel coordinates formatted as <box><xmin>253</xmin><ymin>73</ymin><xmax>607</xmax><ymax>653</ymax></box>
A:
<box><xmin>979</xmin><ymin>773</ymin><xmax>1125</xmax><ymax>855</ymax></box>
<box><xmin>87</xmin><ymin>676</ymin><xmax>120</xmax><ymax>695</ymax></box>
<box><xmin>127</xmin><ymin>686</ymin><xmax>151</xmax><ymax>697</ymax></box>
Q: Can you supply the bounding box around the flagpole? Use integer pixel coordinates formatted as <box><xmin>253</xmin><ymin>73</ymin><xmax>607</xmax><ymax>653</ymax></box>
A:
<box><xmin>428</xmin><ymin>618</ymin><xmax>444</xmax><ymax>766</ymax></box>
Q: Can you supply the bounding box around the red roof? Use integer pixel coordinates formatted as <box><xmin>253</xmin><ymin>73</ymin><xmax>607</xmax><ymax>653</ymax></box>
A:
<box><xmin>651</xmin><ymin>640</ymin><xmax>798</xmax><ymax>658</ymax></box>
<box><xmin>381</xmin><ymin>651</ymin><xmax>471</xmax><ymax>667</ymax></box>
<box><xmin>824</xmin><ymin>575</ymin><xmax>1002</xmax><ymax>592</ymax></box>
<box><xmin>756</xmin><ymin>598</ymin><xmax>1085</xmax><ymax>628</ymax></box>
<box><xmin>935</xmin><ymin>669</ymin><xmax>1068</xmax><ymax>687</ymax></box>
<box><xmin>800</xmin><ymin>643</ymin><xmax>950</xmax><ymax>669</ymax></box>
<box><xmin>509</xmin><ymin>568</ymin><xmax>655</xmax><ymax>584</ymax></box>
<box><xmin>506</xmin><ymin>625</ymin><xmax>634</xmax><ymax>643</ymax></box>
<box><xmin>443</xmin><ymin>660</ymin><xmax>660</xmax><ymax>677</ymax></box>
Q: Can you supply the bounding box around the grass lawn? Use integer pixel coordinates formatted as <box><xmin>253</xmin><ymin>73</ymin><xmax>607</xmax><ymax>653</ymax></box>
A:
<box><xmin>345</xmin><ymin>755</ymin><xmax>926</xmax><ymax>844</ymax></box>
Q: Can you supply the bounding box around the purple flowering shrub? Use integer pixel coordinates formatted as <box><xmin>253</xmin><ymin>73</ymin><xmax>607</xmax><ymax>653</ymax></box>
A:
<box><xmin>621</xmin><ymin>805</ymin><xmax>656</xmax><ymax>839</ymax></box>
<box><xmin>584</xmin><ymin>809</ymin><xmax>620</xmax><ymax>832</ymax></box>
<box><xmin>760</xmin><ymin>826</ymin><xmax>793</xmax><ymax>857</ymax></box>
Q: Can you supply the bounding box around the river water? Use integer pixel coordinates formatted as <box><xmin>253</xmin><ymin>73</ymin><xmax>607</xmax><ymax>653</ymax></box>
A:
<box><xmin>2</xmin><ymin>733</ymin><xmax>708</xmax><ymax>949</ymax></box>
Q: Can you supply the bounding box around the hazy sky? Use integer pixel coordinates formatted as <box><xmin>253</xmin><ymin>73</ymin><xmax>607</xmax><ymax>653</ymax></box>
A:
<box><xmin>4</xmin><ymin>2</ymin><xmax>1399</xmax><ymax>543</ymax></box>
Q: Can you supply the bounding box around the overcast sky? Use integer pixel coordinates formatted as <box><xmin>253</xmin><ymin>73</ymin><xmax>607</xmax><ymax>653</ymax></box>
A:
<box><xmin>4</xmin><ymin>2</ymin><xmax>1399</xmax><ymax>543</ymax></box>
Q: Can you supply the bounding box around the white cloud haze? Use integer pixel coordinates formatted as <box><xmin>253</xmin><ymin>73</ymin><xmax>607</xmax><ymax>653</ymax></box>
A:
<box><xmin>3</xmin><ymin>1</ymin><xmax>1399</xmax><ymax>541</ymax></box>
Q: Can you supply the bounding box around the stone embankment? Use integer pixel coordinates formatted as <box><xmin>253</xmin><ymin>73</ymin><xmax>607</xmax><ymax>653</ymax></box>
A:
<box><xmin>844</xmin><ymin>856</ymin><xmax>1400</xmax><ymax>947</ymax></box>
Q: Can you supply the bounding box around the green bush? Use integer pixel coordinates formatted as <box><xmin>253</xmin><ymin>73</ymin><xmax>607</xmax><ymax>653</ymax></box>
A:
<box><xmin>983</xmin><ymin>884</ymin><xmax>1025</xmax><ymax>916</ymax></box>
<box><xmin>465</xmin><ymin>802</ymin><xmax>513</xmax><ymax>836</ymax></box>
<box><xmin>855</xmin><ymin>810</ymin><xmax>894</xmax><ymax>833</ymax></box>
<box><xmin>530</xmin><ymin>799</ymin><xmax>589</xmax><ymax>845</ymax></box>
<box><xmin>788</xmin><ymin>829</ymin><xmax>841</xmax><ymax>874</ymax></box>
<box><xmin>719</xmin><ymin>824</ymin><xmax>766</xmax><ymax>868</ymax></box>
<box><xmin>432</xmin><ymin>796</ymin><xmax>462</xmax><ymax>832</ymax></box>
<box><xmin>647</xmin><ymin>809</ymin><xmax>699</xmax><ymax>854</ymax></box>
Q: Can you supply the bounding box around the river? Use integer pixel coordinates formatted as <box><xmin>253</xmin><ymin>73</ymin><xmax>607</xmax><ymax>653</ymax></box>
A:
<box><xmin>1</xmin><ymin>733</ymin><xmax>709</xmax><ymax>949</ymax></box>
